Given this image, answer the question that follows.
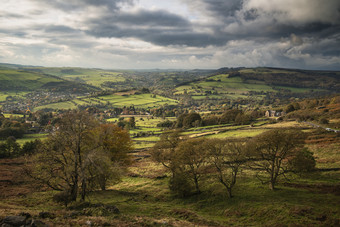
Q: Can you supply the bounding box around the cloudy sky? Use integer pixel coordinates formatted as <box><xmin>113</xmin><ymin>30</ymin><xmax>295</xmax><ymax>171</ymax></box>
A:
<box><xmin>1</xmin><ymin>0</ymin><xmax>340</xmax><ymax>69</ymax></box>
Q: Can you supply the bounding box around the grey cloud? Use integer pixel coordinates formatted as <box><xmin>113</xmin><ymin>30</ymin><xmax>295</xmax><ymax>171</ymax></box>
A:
<box><xmin>117</xmin><ymin>10</ymin><xmax>190</xmax><ymax>27</ymax></box>
<box><xmin>290</xmin><ymin>34</ymin><xmax>303</xmax><ymax>46</ymax></box>
<box><xmin>0</xmin><ymin>11</ymin><xmax>28</xmax><ymax>19</ymax></box>
<box><xmin>44</xmin><ymin>25</ymin><xmax>80</xmax><ymax>34</ymax></box>
<box><xmin>32</xmin><ymin>0</ymin><xmax>134</xmax><ymax>11</ymax></box>
<box><xmin>86</xmin><ymin>9</ymin><xmax>227</xmax><ymax>47</ymax></box>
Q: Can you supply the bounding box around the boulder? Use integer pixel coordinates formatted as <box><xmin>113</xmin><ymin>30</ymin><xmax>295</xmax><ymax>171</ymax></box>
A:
<box><xmin>0</xmin><ymin>215</ymin><xmax>48</xmax><ymax>227</ymax></box>
<box><xmin>1</xmin><ymin>216</ymin><xmax>27</xmax><ymax>226</ymax></box>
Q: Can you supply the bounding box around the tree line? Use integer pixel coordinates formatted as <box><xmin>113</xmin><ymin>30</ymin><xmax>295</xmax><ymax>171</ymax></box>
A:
<box><xmin>152</xmin><ymin>129</ymin><xmax>315</xmax><ymax>198</ymax></box>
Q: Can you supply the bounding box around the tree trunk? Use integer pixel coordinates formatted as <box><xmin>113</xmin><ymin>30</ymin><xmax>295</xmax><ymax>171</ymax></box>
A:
<box><xmin>70</xmin><ymin>183</ymin><xmax>78</xmax><ymax>201</ymax></box>
<box><xmin>194</xmin><ymin>177</ymin><xmax>201</xmax><ymax>194</ymax></box>
<box><xmin>227</xmin><ymin>188</ymin><xmax>233</xmax><ymax>198</ymax></box>
<box><xmin>99</xmin><ymin>175</ymin><xmax>106</xmax><ymax>191</ymax></box>
<box><xmin>81</xmin><ymin>179</ymin><xmax>86</xmax><ymax>201</ymax></box>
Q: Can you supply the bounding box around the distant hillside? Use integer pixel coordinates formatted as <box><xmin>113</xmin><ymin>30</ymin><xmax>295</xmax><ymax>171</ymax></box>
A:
<box><xmin>173</xmin><ymin>67</ymin><xmax>340</xmax><ymax>101</ymax></box>
<box><xmin>0</xmin><ymin>66</ymin><xmax>98</xmax><ymax>93</ymax></box>
<box><xmin>24</xmin><ymin>67</ymin><xmax>127</xmax><ymax>89</ymax></box>
<box><xmin>221</xmin><ymin>67</ymin><xmax>340</xmax><ymax>91</ymax></box>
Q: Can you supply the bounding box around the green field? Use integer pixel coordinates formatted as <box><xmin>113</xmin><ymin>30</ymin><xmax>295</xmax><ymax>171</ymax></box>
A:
<box><xmin>35</xmin><ymin>67</ymin><xmax>126</xmax><ymax>87</ymax></box>
<box><xmin>0</xmin><ymin>68</ymin><xmax>62</xmax><ymax>91</ymax></box>
<box><xmin>174</xmin><ymin>74</ymin><xmax>275</xmax><ymax>99</ymax></box>
<box><xmin>34</xmin><ymin>101</ymin><xmax>78</xmax><ymax>111</ymax></box>
<box><xmin>15</xmin><ymin>133</ymin><xmax>48</xmax><ymax>145</ymax></box>
<box><xmin>0</xmin><ymin>91</ymin><xmax>28</xmax><ymax>102</ymax></box>
<box><xmin>33</xmin><ymin>93</ymin><xmax>178</xmax><ymax>111</ymax></box>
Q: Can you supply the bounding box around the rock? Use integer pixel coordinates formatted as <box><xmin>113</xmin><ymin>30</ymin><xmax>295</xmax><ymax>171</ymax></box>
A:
<box><xmin>0</xmin><ymin>215</ymin><xmax>49</xmax><ymax>227</ymax></box>
<box><xmin>1</xmin><ymin>215</ymin><xmax>27</xmax><ymax>226</ymax></box>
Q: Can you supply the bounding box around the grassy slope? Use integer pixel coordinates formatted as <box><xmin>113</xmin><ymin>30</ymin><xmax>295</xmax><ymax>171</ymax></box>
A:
<box><xmin>174</xmin><ymin>68</ymin><xmax>334</xmax><ymax>100</ymax></box>
<box><xmin>35</xmin><ymin>67</ymin><xmax>126</xmax><ymax>87</ymax></box>
<box><xmin>0</xmin><ymin>120</ymin><xmax>339</xmax><ymax>226</ymax></box>
<box><xmin>0</xmin><ymin>68</ymin><xmax>62</xmax><ymax>91</ymax></box>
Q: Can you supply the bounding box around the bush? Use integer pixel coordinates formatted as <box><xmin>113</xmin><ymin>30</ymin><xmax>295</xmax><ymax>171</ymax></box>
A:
<box><xmin>289</xmin><ymin>148</ymin><xmax>316</xmax><ymax>173</ymax></box>
<box><xmin>157</xmin><ymin>120</ymin><xmax>174</xmax><ymax>128</ymax></box>
<box><xmin>169</xmin><ymin>171</ymin><xmax>194</xmax><ymax>197</ymax></box>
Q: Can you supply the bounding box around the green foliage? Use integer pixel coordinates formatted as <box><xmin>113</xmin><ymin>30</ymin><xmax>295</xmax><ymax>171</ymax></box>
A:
<box><xmin>0</xmin><ymin>136</ymin><xmax>21</xmax><ymax>158</ymax></box>
<box><xmin>176</xmin><ymin>112</ymin><xmax>202</xmax><ymax>128</ymax></box>
<box><xmin>156</xmin><ymin>119</ymin><xmax>174</xmax><ymax>128</ymax></box>
<box><xmin>220</xmin><ymin>109</ymin><xmax>242</xmax><ymax>124</ymax></box>
<box><xmin>30</xmin><ymin>111</ymin><xmax>133</xmax><ymax>202</ymax></box>
<box><xmin>206</xmin><ymin>139</ymin><xmax>247</xmax><ymax>198</ymax></box>
<box><xmin>248</xmin><ymin>129</ymin><xmax>306</xmax><ymax>190</ymax></box>
<box><xmin>0</xmin><ymin>127</ymin><xmax>25</xmax><ymax>140</ymax></box>
<box><xmin>289</xmin><ymin>148</ymin><xmax>316</xmax><ymax>173</ymax></box>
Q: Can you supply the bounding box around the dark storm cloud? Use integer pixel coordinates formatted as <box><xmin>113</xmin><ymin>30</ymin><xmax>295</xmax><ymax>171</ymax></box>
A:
<box><xmin>117</xmin><ymin>10</ymin><xmax>190</xmax><ymax>27</ymax></box>
<box><xmin>85</xmin><ymin>9</ymin><xmax>227</xmax><ymax>47</ymax></box>
<box><xmin>201</xmin><ymin>0</ymin><xmax>243</xmax><ymax>17</ymax></box>
<box><xmin>83</xmin><ymin>0</ymin><xmax>340</xmax><ymax>49</ymax></box>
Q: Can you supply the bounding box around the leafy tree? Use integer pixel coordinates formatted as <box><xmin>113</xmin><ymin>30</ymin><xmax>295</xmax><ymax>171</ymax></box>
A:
<box><xmin>220</xmin><ymin>109</ymin><xmax>242</xmax><ymax>124</ymax></box>
<box><xmin>21</xmin><ymin>139</ymin><xmax>41</xmax><ymax>156</ymax></box>
<box><xmin>91</xmin><ymin>124</ymin><xmax>133</xmax><ymax>190</ymax></box>
<box><xmin>288</xmin><ymin>147</ymin><xmax>316</xmax><ymax>174</ymax></box>
<box><xmin>174</xmin><ymin>138</ymin><xmax>208</xmax><ymax>194</ymax></box>
<box><xmin>151</xmin><ymin>130</ymin><xmax>183</xmax><ymax>178</ymax></box>
<box><xmin>0</xmin><ymin>136</ymin><xmax>20</xmax><ymax>158</ymax></box>
<box><xmin>182</xmin><ymin>112</ymin><xmax>201</xmax><ymax>128</ymax></box>
<box><xmin>206</xmin><ymin>139</ymin><xmax>247</xmax><ymax>198</ymax></box>
<box><xmin>30</xmin><ymin>111</ymin><xmax>132</xmax><ymax>202</ymax></box>
<box><xmin>248</xmin><ymin>129</ymin><xmax>306</xmax><ymax>190</ymax></box>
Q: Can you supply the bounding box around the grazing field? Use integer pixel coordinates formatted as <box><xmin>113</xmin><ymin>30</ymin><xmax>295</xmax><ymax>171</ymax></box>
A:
<box><xmin>34</xmin><ymin>101</ymin><xmax>78</xmax><ymax>111</ymax></box>
<box><xmin>0</xmin><ymin>92</ymin><xmax>28</xmax><ymax>102</ymax></box>
<box><xmin>15</xmin><ymin>133</ymin><xmax>48</xmax><ymax>145</ymax></box>
<box><xmin>32</xmin><ymin>93</ymin><xmax>178</xmax><ymax>111</ymax></box>
<box><xmin>0</xmin><ymin>136</ymin><xmax>339</xmax><ymax>226</ymax></box>
<box><xmin>174</xmin><ymin>74</ymin><xmax>274</xmax><ymax>100</ymax></box>
<box><xmin>35</xmin><ymin>67</ymin><xmax>126</xmax><ymax>88</ymax></box>
<box><xmin>0</xmin><ymin>68</ymin><xmax>62</xmax><ymax>91</ymax></box>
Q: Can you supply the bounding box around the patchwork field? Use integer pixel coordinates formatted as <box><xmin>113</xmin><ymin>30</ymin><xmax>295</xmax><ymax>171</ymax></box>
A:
<box><xmin>33</xmin><ymin>93</ymin><xmax>178</xmax><ymax>111</ymax></box>
<box><xmin>34</xmin><ymin>67</ymin><xmax>126</xmax><ymax>88</ymax></box>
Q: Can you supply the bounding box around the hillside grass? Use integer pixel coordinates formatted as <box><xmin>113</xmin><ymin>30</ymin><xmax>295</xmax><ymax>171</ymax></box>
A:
<box><xmin>0</xmin><ymin>68</ymin><xmax>62</xmax><ymax>91</ymax></box>
<box><xmin>36</xmin><ymin>67</ymin><xmax>126</xmax><ymax>87</ymax></box>
<box><xmin>1</xmin><ymin>154</ymin><xmax>338</xmax><ymax>226</ymax></box>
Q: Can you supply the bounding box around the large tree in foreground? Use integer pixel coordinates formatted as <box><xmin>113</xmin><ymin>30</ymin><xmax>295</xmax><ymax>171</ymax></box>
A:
<box><xmin>249</xmin><ymin>129</ymin><xmax>306</xmax><ymax>190</ymax></box>
<box><xmin>30</xmin><ymin>111</ymin><xmax>132</xmax><ymax>202</ymax></box>
<box><xmin>206</xmin><ymin>139</ymin><xmax>247</xmax><ymax>198</ymax></box>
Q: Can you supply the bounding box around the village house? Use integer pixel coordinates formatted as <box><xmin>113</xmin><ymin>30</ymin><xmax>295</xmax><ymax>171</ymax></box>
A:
<box><xmin>265</xmin><ymin>110</ymin><xmax>286</xmax><ymax>117</ymax></box>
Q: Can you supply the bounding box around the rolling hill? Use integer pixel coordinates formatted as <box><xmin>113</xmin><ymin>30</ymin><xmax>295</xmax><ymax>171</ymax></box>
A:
<box><xmin>0</xmin><ymin>66</ymin><xmax>98</xmax><ymax>93</ymax></box>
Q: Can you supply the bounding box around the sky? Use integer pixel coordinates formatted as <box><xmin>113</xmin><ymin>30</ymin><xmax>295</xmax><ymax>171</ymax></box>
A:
<box><xmin>0</xmin><ymin>0</ymin><xmax>340</xmax><ymax>70</ymax></box>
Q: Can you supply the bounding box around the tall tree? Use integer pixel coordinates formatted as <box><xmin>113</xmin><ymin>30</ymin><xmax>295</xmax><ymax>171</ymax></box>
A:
<box><xmin>30</xmin><ymin>111</ymin><xmax>132</xmax><ymax>202</ymax></box>
<box><xmin>249</xmin><ymin>129</ymin><xmax>306</xmax><ymax>190</ymax></box>
<box><xmin>206</xmin><ymin>139</ymin><xmax>247</xmax><ymax>198</ymax></box>
<box><xmin>174</xmin><ymin>138</ymin><xmax>208</xmax><ymax>194</ymax></box>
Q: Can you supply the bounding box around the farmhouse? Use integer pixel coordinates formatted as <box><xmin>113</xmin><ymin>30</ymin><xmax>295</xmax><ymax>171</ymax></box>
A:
<box><xmin>265</xmin><ymin>110</ymin><xmax>286</xmax><ymax>117</ymax></box>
